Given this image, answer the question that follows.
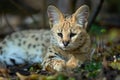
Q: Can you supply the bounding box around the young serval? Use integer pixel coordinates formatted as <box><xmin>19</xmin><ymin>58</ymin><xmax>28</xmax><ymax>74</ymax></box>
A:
<box><xmin>0</xmin><ymin>5</ymin><xmax>91</xmax><ymax>71</ymax></box>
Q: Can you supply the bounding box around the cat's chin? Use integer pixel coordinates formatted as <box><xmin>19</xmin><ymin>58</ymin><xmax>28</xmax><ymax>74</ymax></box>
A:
<box><xmin>60</xmin><ymin>45</ymin><xmax>79</xmax><ymax>51</ymax></box>
<box><xmin>60</xmin><ymin>46</ymin><xmax>72</xmax><ymax>51</ymax></box>
<box><xmin>58</xmin><ymin>44</ymin><xmax>77</xmax><ymax>51</ymax></box>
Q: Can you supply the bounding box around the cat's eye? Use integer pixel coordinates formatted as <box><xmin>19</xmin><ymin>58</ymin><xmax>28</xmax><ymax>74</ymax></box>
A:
<box><xmin>70</xmin><ymin>33</ymin><xmax>76</xmax><ymax>38</ymax></box>
<box><xmin>57</xmin><ymin>33</ymin><xmax>63</xmax><ymax>38</ymax></box>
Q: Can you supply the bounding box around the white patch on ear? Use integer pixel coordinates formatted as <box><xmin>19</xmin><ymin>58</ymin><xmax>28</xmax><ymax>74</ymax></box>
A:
<box><xmin>47</xmin><ymin>5</ymin><xmax>63</xmax><ymax>27</ymax></box>
<box><xmin>74</xmin><ymin>5</ymin><xmax>89</xmax><ymax>28</ymax></box>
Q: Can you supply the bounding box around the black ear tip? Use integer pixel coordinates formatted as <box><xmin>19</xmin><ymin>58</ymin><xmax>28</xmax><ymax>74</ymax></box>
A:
<box><xmin>47</xmin><ymin>5</ymin><xmax>56</xmax><ymax>10</ymax></box>
<box><xmin>81</xmin><ymin>5</ymin><xmax>89</xmax><ymax>11</ymax></box>
<box><xmin>48</xmin><ymin>5</ymin><xmax>54</xmax><ymax>8</ymax></box>
<box><xmin>47</xmin><ymin>5</ymin><xmax>53</xmax><ymax>11</ymax></box>
<box><xmin>82</xmin><ymin>5</ymin><xmax>89</xmax><ymax>7</ymax></box>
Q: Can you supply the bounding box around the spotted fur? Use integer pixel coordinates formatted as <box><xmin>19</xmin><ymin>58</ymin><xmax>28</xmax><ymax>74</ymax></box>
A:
<box><xmin>42</xmin><ymin>5</ymin><xmax>91</xmax><ymax>71</ymax></box>
<box><xmin>0</xmin><ymin>30</ymin><xmax>50</xmax><ymax>65</ymax></box>
<box><xmin>0</xmin><ymin>5</ymin><xmax>91</xmax><ymax>71</ymax></box>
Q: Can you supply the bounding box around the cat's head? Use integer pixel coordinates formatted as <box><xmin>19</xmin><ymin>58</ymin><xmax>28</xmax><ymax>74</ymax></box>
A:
<box><xmin>47</xmin><ymin>5</ymin><xmax>89</xmax><ymax>50</ymax></box>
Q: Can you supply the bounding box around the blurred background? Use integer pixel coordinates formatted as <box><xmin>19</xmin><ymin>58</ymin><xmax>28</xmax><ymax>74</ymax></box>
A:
<box><xmin>0</xmin><ymin>1</ymin><xmax>120</xmax><ymax>79</ymax></box>
<box><xmin>0</xmin><ymin>0</ymin><xmax>120</xmax><ymax>40</ymax></box>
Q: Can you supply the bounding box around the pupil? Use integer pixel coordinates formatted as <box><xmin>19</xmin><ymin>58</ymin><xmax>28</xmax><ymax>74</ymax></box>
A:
<box><xmin>57</xmin><ymin>33</ymin><xmax>63</xmax><ymax>38</ymax></box>
<box><xmin>70</xmin><ymin>33</ymin><xmax>76</xmax><ymax>38</ymax></box>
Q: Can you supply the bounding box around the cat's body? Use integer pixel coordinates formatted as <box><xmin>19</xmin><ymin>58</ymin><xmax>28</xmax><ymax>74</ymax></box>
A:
<box><xmin>0</xmin><ymin>30</ymin><xmax>50</xmax><ymax>65</ymax></box>
<box><xmin>0</xmin><ymin>5</ymin><xmax>91</xmax><ymax>71</ymax></box>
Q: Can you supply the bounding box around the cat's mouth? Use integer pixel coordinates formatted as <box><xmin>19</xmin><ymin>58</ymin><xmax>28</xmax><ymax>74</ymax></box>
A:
<box><xmin>58</xmin><ymin>43</ymin><xmax>76</xmax><ymax>50</ymax></box>
<box><xmin>60</xmin><ymin>46</ymin><xmax>73</xmax><ymax>51</ymax></box>
<box><xmin>59</xmin><ymin>43</ymin><xmax>79</xmax><ymax>51</ymax></box>
<box><xmin>58</xmin><ymin>45</ymin><xmax>68</xmax><ymax>50</ymax></box>
<box><xmin>61</xmin><ymin>47</ymin><xmax>69</xmax><ymax>50</ymax></box>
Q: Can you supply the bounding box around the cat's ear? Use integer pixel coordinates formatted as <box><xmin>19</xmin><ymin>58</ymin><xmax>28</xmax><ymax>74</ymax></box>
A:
<box><xmin>73</xmin><ymin>5</ymin><xmax>89</xmax><ymax>29</ymax></box>
<box><xmin>47</xmin><ymin>5</ymin><xmax>64</xmax><ymax>28</ymax></box>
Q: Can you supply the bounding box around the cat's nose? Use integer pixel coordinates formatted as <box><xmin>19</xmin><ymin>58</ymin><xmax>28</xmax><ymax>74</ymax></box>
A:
<box><xmin>62</xmin><ymin>41</ymin><xmax>69</xmax><ymax>47</ymax></box>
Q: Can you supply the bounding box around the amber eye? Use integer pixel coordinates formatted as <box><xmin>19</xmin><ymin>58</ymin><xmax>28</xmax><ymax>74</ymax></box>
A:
<box><xmin>70</xmin><ymin>33</ymin><xmax>76</xmax><ymax>38</ymax></box>
<box><xmin>57</xmin><ymin>33</ymin><xmax>63</xmax><ymax>38</ymax></box>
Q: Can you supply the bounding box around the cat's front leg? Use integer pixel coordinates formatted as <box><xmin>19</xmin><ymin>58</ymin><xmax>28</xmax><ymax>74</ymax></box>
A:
<box><xmin>42</xmin><ymin>52</ymin><xmax>66</xmax><ymax>72</ymax></box>
<box><xmin>66</xmin><ymin>56</ymin><xmax>79</xmax><ymax>69</ymax></box>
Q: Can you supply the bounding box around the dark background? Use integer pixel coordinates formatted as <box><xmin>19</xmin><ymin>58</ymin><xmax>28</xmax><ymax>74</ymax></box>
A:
<box><xmin>0</xmin><ymin>0</ymin><xmax>119</xmax><ymax>38</ymax></box>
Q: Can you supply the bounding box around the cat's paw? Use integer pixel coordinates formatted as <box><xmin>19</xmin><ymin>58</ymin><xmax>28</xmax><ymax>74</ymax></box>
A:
<box><xmin>42</xmin><ymin>59</ymin><xmax>65</xmax><ymax>72</ymax></box>
<box><xmin>66</xmin><ymin>56</ymin><xmax>79</xmax><ymax>69</ymax></box>
<box><xmin>52</xmin><ymin>59</ymin><xmax>65</xmax><ymax>71</ymax></box>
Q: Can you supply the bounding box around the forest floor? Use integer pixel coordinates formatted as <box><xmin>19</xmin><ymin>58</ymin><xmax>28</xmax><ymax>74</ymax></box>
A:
<box><xmin>0</xmin><ymin>25</ymin><xmax>120</xmax><ymax>80</ymax></box>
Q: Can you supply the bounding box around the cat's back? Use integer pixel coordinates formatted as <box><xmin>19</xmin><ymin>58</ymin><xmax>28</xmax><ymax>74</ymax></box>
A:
<box><xmin>0</xmin><ymin>29</ymin><xmax>51</xmax><ymax>65</ymax></box>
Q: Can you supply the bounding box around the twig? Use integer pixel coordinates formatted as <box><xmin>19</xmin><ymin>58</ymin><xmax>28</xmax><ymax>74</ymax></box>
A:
<box><xmin>3</xmin><ymin>13</ymin><xmax>16</xmax><ymax>32</ymax></box>
<box><xmin>87</xmin><ymin>0</ymin><xmax>104</xmax><ymax>32</ymax></box>
<box><xmin>41</xmin><ymin>0</ymin><xmax>47</xmax><ymax>29</ymax></box>
<box><xmin>9</xmin><ymin>0</ymin><xmax>38</xmax><ymax>28</ymax></box>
